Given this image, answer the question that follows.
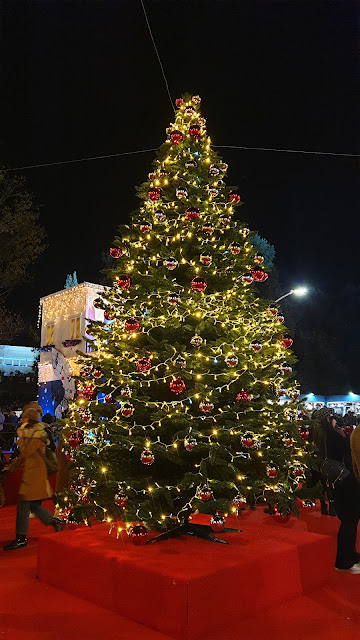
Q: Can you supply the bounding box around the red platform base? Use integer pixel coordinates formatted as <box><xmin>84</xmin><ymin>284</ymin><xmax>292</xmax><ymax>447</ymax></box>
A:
<box><xmin>37</xmin><ymin>510</ymin><xmax>335</xmax><ymax>640</ymax></box>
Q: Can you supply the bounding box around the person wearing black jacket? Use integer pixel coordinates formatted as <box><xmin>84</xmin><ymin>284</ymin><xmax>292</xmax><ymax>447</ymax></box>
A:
<box><xmin>321</xmin><ymin>414</ymin><xmax>360</xmax><ymax>573</ymax></box>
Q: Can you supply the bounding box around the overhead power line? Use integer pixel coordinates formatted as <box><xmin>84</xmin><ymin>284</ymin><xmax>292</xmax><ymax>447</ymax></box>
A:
<box><xmin>3</xmin><ymin>145</ymin><xmax>359</xmax><ymax>172</ymax></box>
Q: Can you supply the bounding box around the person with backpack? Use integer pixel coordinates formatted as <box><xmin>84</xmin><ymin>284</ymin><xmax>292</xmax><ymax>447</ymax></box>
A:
<box><xmin>318</xmin><ymin>411</ymin><xmax>360</xmax><ymax>573</ymax></box>
<box><xmin>2</xmin><ymin>406</ymin><xmax>64</xmax><ymax>551</ymax></box>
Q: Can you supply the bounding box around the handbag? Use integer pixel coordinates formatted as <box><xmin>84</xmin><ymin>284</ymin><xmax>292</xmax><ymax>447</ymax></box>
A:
<box><xmin>41</xmin><ymin>446</ymin><xmax>59</xmax><ymax>476</ymax></box>
<box><xmin>319</xmin><ymin>458</ymin><xmax>350</xmax><ymax>490</ymax></box>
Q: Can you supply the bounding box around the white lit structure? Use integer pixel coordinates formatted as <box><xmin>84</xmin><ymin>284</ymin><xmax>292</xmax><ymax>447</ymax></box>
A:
<box><xmin>38</xmin><ymin>282</ymin><xmax>107</xmax><ymax>417</ymax></box>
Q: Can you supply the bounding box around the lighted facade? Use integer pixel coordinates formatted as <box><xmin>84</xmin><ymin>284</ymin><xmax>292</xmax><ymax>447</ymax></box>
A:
<box><xmin>38</xmin><ymin>282</ymin><xmax>107</xmax><ymax>416</ymax></box>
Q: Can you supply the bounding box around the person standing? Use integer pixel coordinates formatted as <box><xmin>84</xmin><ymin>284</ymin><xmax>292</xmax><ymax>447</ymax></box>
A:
<box><xmin>2</xmin><ymin>406</ymin><xmax>64</xmax><ymax>551</ymax></box>
<box><xmin>320</xmin><ymin>412</ymin><xmax>360</xmax><ymax>573</ymax></box>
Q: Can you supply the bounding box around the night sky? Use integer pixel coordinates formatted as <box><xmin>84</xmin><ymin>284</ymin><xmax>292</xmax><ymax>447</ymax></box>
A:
<box><xmin>2</xmin><ymin>1</ymin><xmax>359</xmax><ymax>328</ymax></box>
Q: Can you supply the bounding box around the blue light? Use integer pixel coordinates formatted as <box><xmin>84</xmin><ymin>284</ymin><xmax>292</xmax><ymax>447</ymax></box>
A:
<box><xmin>214</xmin><ymin>358</ymin><xmax>218</xmax><ymax>364</ymax></box>
<box><xmin>188</xmin><ymin>399</ymin><xmax>192</xmax><ymax>405</ymax></box>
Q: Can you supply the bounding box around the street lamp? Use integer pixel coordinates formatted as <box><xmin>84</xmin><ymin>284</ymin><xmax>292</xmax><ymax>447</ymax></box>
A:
<box><xmin>275</xmin><ymin>287</ymin><xmax>308</xmax><ymax>304</ymax></box>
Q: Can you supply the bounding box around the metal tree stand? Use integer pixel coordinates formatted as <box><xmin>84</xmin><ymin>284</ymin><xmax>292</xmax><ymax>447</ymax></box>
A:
<box><xmin>146</xmin><ymin>511</ymin><xmax>243</xmax><ymax>545</ymax></box>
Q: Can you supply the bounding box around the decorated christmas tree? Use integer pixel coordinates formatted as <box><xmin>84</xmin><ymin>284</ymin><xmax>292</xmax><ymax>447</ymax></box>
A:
<box><xmin>58</xmin><ymin>94</ymin><xmax>312</xmax><ymax>537</ymax></box>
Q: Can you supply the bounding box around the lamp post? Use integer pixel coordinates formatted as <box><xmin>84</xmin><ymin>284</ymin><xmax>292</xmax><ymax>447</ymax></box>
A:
<box><xmin>275</xmin><ymin>287</ymin><xmax>308</xmax><ymax>304</ymax></box>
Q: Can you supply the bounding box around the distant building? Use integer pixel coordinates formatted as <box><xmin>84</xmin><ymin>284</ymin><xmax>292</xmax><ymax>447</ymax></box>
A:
<box><xmin>0</xmin><ymin>345</ymin><xmax>38</xmax><ymax>409</ymax></box>
<box><xmin>300</xmin><ymin>393</ymin><xmax>360</xmax><ymax>416</ymax></box>
<box><xmin>38</xmin><ymin>281</ymin><xmax>107</xmax><ymax>417</ymax></box>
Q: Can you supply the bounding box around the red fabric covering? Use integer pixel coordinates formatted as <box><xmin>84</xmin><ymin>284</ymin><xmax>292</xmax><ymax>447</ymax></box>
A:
<box><xmin>2</xmin><ymin>503</ymin><xmax>360</xmax><ymax>640</ymax></box>
<box><xmin>3</xmin><ymin>467</ymin><xmax>56</xmax><ymax>505</ymax></box>
<box><xmin>37</xmin><ymin>511</ymin><xmax>335</xmax><ymax>640</ymax></box>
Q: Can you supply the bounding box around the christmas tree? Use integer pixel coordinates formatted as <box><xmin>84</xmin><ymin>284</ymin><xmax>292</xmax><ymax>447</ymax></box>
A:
<box><xmin>58</xmin><ymin>94</ymin><xmax>312</xmax><ymax>534</ymax></box>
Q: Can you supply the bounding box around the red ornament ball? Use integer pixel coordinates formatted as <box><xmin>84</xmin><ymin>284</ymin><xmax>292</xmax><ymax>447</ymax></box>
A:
<box><xmin>175</xmin><ymin>355</ymin><xmax>186</xmax><ymax>368</ymax></box>
<box><xmin>169</xmin><ymin>377</ymin><xmax>186</xmax><ymax>395</ymax></box>
<box><xmin>167</xmin><ymin>292</ymin><xmax>180</xmax><ymax>305</ymax></box>
<box><xmin>154</xmin><ymin>209</ymin><xmax>166</xmax><ymax>223</ymax></box>
<box><xmin>225</xmin><ymin>354</ymin><xmax>238</xmax><ymax>368</ymax></box>
<box><xmin>128</xmin><ymin>522</ymin><xmax>149</xmax><ymax>546</ymax></box>
<box><xmin>189</xmin><ymin>124</ymin><xmax>201</xmax><ymax>138</ymax></box>
<box><xmin>267</xmin><ymin>305</ymin><xmax>278</xmax><ymax>316</ymax></box>
<box><xmin>120</xmin><ymin>385</ymin><xmax>132</xmax><ymax>397</ymax></box>
<box><xmin>199</xmin><ymin>399</ymin><xmax>214</xmax><ymax>413</ymax></box>
<box><xmin>184</xmin><ymin>437</ymin><xmax>197</xmax><ymax>451</ymax></box>
<box><xmin>210</xmin><ymin>513</ymin><xmax>226</xmax><ymax>532</ymax></box>
<box><xmin>175</xmin><ymin>98</ymin><xmax>184</xmax><ymax>108</ymax></box>
<box><xmin>191</xmin><ymin>277</ymin><xmax>207</xmax><ymax>293</ymax></box>
<box><xmin>280</xmin><ymin>336</ymin><xmax>293</xmax><ymax>349</ymax></box>
<box><xmin>229</xmin><ymin>242</ymin><xmax>242</xmax><ymax>255</ymax></box>
<box><xmin>140</xmin><ymin>449</ymin><xmax>155</xmax><ymax>465</ymax></box>
<box><xmin>298</xmin><ymin>426</ymin><xmax>309</xmax><ymax>440</ymax></box>
<box><xmin>208</xmin><ymin>187</ymin><xmax>219</xmax><ymax>198</ymax></box>
<box><xmin>192</xmin><ymin>95</ymin><xmax>201</xmax><ymax>104</ymax></box>
<box><xmin>68</xmin><ymin>431</ymin><xmax>84</xmax><ymax>449</ymax></box>
<box><xmin>283</xmin><ymin>434</ymin><xmax>294</xmax><ymax>447</ymax></box>
<box><xmin>169</xmin><ymin>130</ymin><xmax>184</xmax><ymax>145</ymax></box>
<box><xmin>185</xmin><ymin>207</ymin><xmax>200</xmax><ymax>220</ymax></box>
<box><xmin>241</xmin><ymin>273</ymin><xmax>253</xmax><ymax>284</ymax></box>
<box><xmin>272</xmin><ymin>507</ymin><xmax>290</xmax><ymax>524</ymax></box>
<box><xmin>276</xmin><ymin>388</ymin><xmax>287</xmax><ymax>398</ymax></box>
<box><xmin>109</xmin><ymin>247</ymin><xmax>123</xmax><ymax>258</ymax></box>
<box><xmin>266</xmin><ymin>463</ymin><xmax>279</xmax><ymax>478</ymax></box>
<box><xmin>116</xmin><ymin>275</ymin><xmax>131</xmax><ymax>290</ymax></box>
<box><xmin>184</xmin><ymin>105</ymin><xmax>196</xmax><ymax>115</ymax></box>
<box><xmin>233</xmin><ymin>493</ymin><xmax>246</xmax><ymax>510</ymax></box>
<box><xmin>185</xmin><ymin>159</ymin><xmax>197</xmax><ymax>169</ymax></box>
<box><xmin>209</xmin><ymin>164</ymin><xmax>220</xmax><ymax>176</ymax></box>
<box><xmin>115</xmin><ymin>492</ymin><xmax>128</xmax><ymax>508</ymax></box>
<box><xmin>148</xmin><ymin>172</ymin><xmax>155</xmax><ymax>181</ymax></box>
<box><xmin>241</xmin><ymin>433</ymin><xmax>255</xmax><ymax>448</ymax></box>
<box><xmin>202</xmin><ymin>225</ymin><xmax>214</xmax><ymax>235</ymax></box>
<box><xmin>254</xmin><ymin>254</ymin><xmax>264</xmax><ymax>264</ymax></box>
<box><xmin>104</xmin><ymin>311</ymin><xmax>115</xmax><ymax>320</ymax></box>
<box><xmin>105</xmin><ymin>395</ymin><xmax>115</xmax><ymax>404</ymax></box>
<box><xmin>125</xmin><ymin>318</ymin><xmax>141</xmax><ymax>333</ymax></box>
<box><xmin>250</xmin><ymin>340</ymin><xmax>262</xmax><ymax>352</ymax></box>
<box><xmin>292</xmin><ymin>391</ymin><xmax>300</xmax><ymax>400</ymax></box>
<box><xmin>164</xmin><ymin>257</ymin><xmax>178</xmax><ymax>270</ymax></box>
<box><xmin>135</xmin><ymin>358</ymin><xmax>151</xmax><ymax>373</ymax></box>
<box><xmin>277</xmin><ymin>314</ymin><xmax>285</xmax><ymax>323</ymax></box>
<box><xmin>235</xmin><ymin>390</ymin><xmax>251</xmax><ymax>403</ymax></box>
<box><xmin>199</xmin><ymin>253</ymin><xmax>212</xmax><ymax>266</ymax></box>
<box><xmin>220</xmin><ymin>162</ymin><xmax>228</xmax><ymax>172</ymax></box>
<box><xmin>140</xmin><ymin>223</ymin><xmax>152</xmax><ymax>233</ymax></box>
<box><xmin>148</xmin><ymin>188</ymin><xmax>161</xmax><ymax>201</ymax></box>
<box><xmin>228</xmin><ymin>191</ymin><xmax>241</xmax><ymax>204</ymax></box>
<box><xmin>190</xmin><ymin>334</ymin><xmax>203</xmax><ymax>347</ymax></box>
<box><xmin>196</xmin><ymin>484</ymin><xmax>213</xmax><ymax>501</ymax></box>
<box><xmin>250</xmin><ymin>268</ymin><xmax>268</xmax><ymax>282</ymax></box>
<box><xmin>121</xmin><ymin>403</ymin><xmax>135</xmax><ymax>418</ymax></box>
<box><xmin>176</xmin><ymin>187</ymin><xmax>188</xmax><ymax>199</ymax></box>
<box><xmin>281</xmin><ymin>363</ymin><xmax>293</xmax><ymax>374</ymax></box>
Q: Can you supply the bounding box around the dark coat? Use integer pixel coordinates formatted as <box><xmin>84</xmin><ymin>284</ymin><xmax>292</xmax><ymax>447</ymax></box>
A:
<box><xmin>325</xmin><ymin>428</ymin><xmax>360</xmax><ymax>519</ymax></box>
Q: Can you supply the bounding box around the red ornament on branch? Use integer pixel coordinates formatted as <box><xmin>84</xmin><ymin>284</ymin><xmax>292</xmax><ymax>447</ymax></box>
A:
<box><xmin>148</xmin><ymin>188</ymin><xmax>161</xmax><ymax>201</ymax></box>
<box><xmin>196</xmin><ymin>484</ymin><xmax>213</xmax><ymax>501</ymax></box>
<box><xmin>233</xmin><ymin>494</ymin><xmax>246</xmax><ymax>510</ymax></box>
<box><xmin>125</xmin><ymin>318</ymin><xmax>141</xmax><ymax>334</ymax></box>
<box><xmin>191</xmin><ymin>277</ymin><xmax>207</xmax><ymax>293</ymax></box>
<box><xmin>169</xmin><ymin>130</ymin><xmax>183</xmax><ymax>144</ymax></box>
<box><xmin>229</xmin><ymin>242</ymin><xmax>241</xmax><ymax>255</ymax></box>
<box><xmin>235</xmin><ymin>390</ymin><xmax>251</xmax><ymax>403</ymax></box>
<box><xmin>121</xmin><ymin>403</ymin><xmax>135</xmax><ymax>418</ymax></box>
<box><xmin>202</xmin><ymin>225</ymin><xmax>214</xmax><ymax>235</ymax></box>
<box><xmin>189</xmin><ymin>124</ymin><xmax>201</xmax><ymax>138</ymax></box>
<box><xmin>184</xmin><ymin>105</ymin><xmax>196</xmax><ymax>115</ymax></box>
<box><xmin>105</xmin><ymin>395</ymin><xmax>115</xmax><ymax>404</ymax></box>
<box><xmin>185</xmin><ymin>207</ymin><xmax>200</xmax><ymax>220</ymax></box>
<box><xmin>199</xmin><ymin>399</ymin><xmax>214</xmax><ymax>413</ymax></box>
<box><xmin>280</xmin><ymin>336</ymin><xmax>293</xmax><ymax>349</ymax></box>
<box><xmin>175</xmin><ymin>98</ymin><xmax>184</xmax><ymax>108</ymax></box>
<box><xmin>115</xmin><ymin>492</ymin><xmax>128</xmax><ymax>508</ymax></box>
<box><xmin>140</xmin><ymin>449</ymin><xmax>155</xmax><ymax>465</ymax></box>
<box><xmin>184</xmin><ymin>437</ymin><xmax>197</xmax><ymax>451</ymax></box>
<box><xmin>277</xmin><ymin>314</ymin><xmax>285</xmax><ymax>323</ymax></box>
<box><xmin>272</xmin><ymin>507</ymin><xmax>290</xmax><ymax>523</ymax></box>
<box><xmin>225</xmin><ymin>354</ymin><xmax>238</xmax><ymax>367</ymax></box>
<box><xmin>254</xmin><ymin>254</ymin><xmax>264</xmax><ymax>264</ymax></box>
<box><xmin>135</xmin><ymin>358</ymin><xmax>151</xmax><ymax>373</ymax></box>
<box><xmin>164</xmin><ymin>257</ymin><xmax>178</xmax><ymax>270</ymax></box>
<box><xmin>250</xmin><ymin>340</ymin><xmax>262</xmax><ymax>352</ymax></box>
<box><xmin>298</xmin><ymin>426</ymin><xmax>309</xmax><ymax>440</ymax></box>
<box><xmin>68</xmin><ymin>431</ymin><xmax>84</xmax><ymax>448</ymax></box>
<box><xmin>116</xmin><ymin>275</ymin><xmax>131</xmax><ymax>290</ymax></box>
<box><xmin>140</xmin><ymin>223</ymin><xmax>152</xmax><ymax>233</ymax></box>
<box><xmin>167</xmin><ymin>292</ymin><xmax>180</xmax><ymax>305</ymax></box>
<box><xmin>104</xmin><ymin>311</ymin><xmax>115</xmax><ymax>320</ymax></box>
<box><xmin>241</xmin><ymin>433</ymin><xmax>255</xmax><ymax>448</ymax></box>
<box><xmin>241</xmin><ymin>273</ymin><xmax>253</xmax><ymax>284</ymax></box>
<box><xmin>250</xmin><ymin>268</ymin><xmax>268</xmax><ymax>282</ymax></box>
<box><xmin>228</xmin><ymin>191</ymin><xmax>241</xmax><ymax>204</ymax></box>
<box><xmin>199</xmin><ymin>252</ymin><xmax>212</xmax><ymax>266</ymax></box>
<box><xmin>169</xmin><ymin>377</ymin><xmax>186</xmax><ymax>395</ymax></box>
<box><xmin>176</xmin><ymin>187</ymin><xmax>188</xmax><ymax>199</ymax></box>
<box><xmin>109</xmin><ymin>247</ymin><xmax>123</xmax><ymax>258</ymax></box>
<box><xmin>266</xmin><ymin>463</ymin><xmax>279</xmax><ymax>478</ymax></box>
<box><xmin>154</xmin><ymin>209</ymin><xmax>166</xmax><ymax>223</ymax></box>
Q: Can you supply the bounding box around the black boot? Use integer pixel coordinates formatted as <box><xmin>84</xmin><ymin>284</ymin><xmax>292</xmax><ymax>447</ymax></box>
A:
<box><xmin>51</xmin><ymin>517</ymin><xmax>65</xmax><ymax>532</ymax></box>
<box><xmin>3</xmin><ymin>535</ymin><xmax>27</xmax><ymax>551</ymax></box>
<box><xmin>320</xmin><ymin>501</ymin><xmax>328</xmax><ymax>515</ymax></box>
